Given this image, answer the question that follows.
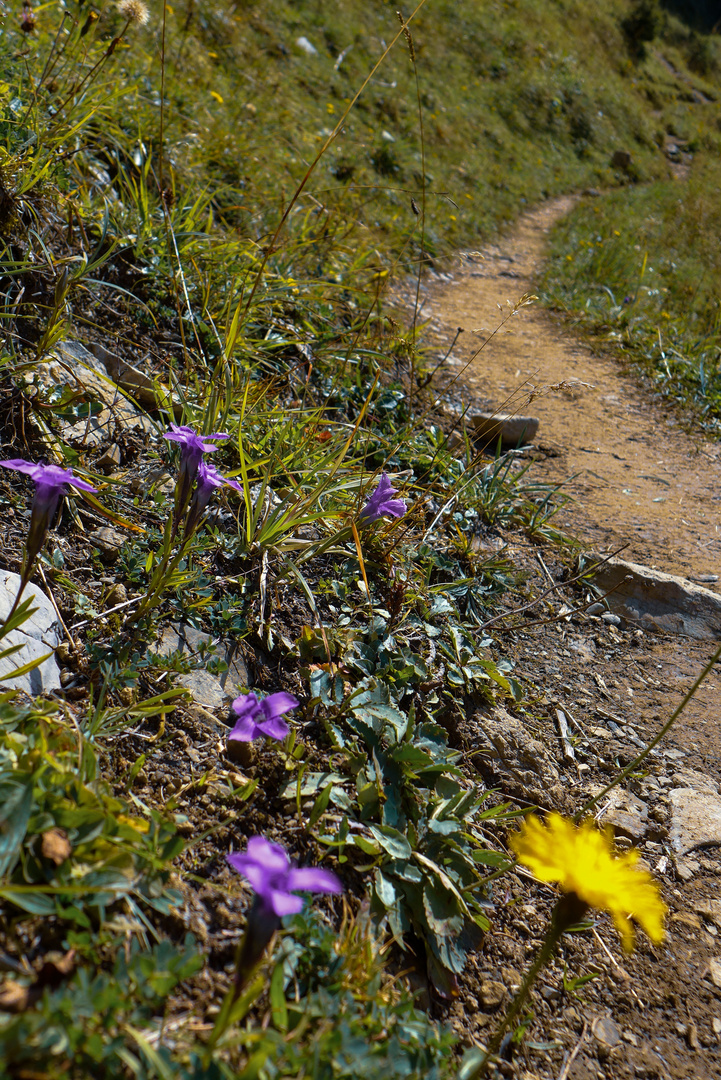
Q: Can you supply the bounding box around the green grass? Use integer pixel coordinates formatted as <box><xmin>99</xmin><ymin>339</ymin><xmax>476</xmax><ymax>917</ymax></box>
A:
<box><xmin>541</xmin><ymin>152</ymin><xmax>721</xmax><ymax>426</ymax></box>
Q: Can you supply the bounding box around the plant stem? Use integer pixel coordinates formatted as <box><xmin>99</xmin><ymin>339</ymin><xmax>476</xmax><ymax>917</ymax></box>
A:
<box><xmin>576</xmin><ymin>637</ymin><xmax>721</xmax><ymax>821</ymax></box>
<box><xmin>468</xmin><ymin>894</ymin><xmax>586</xmax><ymax>1078</ymax></box>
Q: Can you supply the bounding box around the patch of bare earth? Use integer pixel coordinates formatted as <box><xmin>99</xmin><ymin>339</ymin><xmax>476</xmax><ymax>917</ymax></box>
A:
<box><xmin>413</xmin><ymin>200</ymin><xmax>721</xmax><ymax>1079</ymax></box>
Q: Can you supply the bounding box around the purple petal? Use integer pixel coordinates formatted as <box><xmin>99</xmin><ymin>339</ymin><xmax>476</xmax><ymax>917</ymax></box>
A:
<box><xmin>378</xmin><ymin>497</ymin><xmax>406</xmax><ymax>519</ymax></box>
<box><xmin>226</xmin><ymin>852</ymin><xmax>272</xmax><ymax>895</ymax></box>
<box><xmin>232</xmin><ymin>693</ymin><xmax>262</xmax><ymax>722</ymax></box>
<box><xmin>0</xmin><ymin>460</ymin><xmax>97</xmax><ymax>493</ymax></box>
<box><xmin>256</xmin><ymin>715</ymin><xmax>290</xmax><ymax>741</ymax></box>
<box><xmin>227</xmin><ymin>715</ymin><xmax>261</xmax><ymax>742</ymax></box>
<box><xmin>0</xmin><ymin>458</ymin><xmax>40</xmax><ymax>476</ymax></box>
<box><xmin>268</xmin><ymin>889</ymin><xmax>305</xmax><ymax>917</ymax></box>
<box><xmin>63</xmin><ymin>475</ymin><xmax>98</xmax><ymax>493</ymax></box>
<box><xmin>259</xmin><ymin>692</ymin><xmax>299</xmax><ymax>721</ymax></box>
<box><xmin>245</xmin><ymin>837</ymin><xmax>290</xmax><ymax>874</ymax></box>
<box><xmin>360</xmin><ymin>473</ymin><xmax>405</xmax><ymax>522</ymax></box>
<box><xmin>197</xmin><ymin>461</ymin><xmax>243</xmax><ymax>496</ymax></box>
<box><xmin>286</xmin><ymin>867</ymin><xmax>343</xmax><ymax>895</ymax></box>
<box><xmin>374</xmin><ymin>473</ymin><xmax>395</xmax><ymax>498</ymax></box>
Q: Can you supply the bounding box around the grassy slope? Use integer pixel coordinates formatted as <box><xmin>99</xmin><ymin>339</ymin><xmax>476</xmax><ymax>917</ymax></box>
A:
<box><xmin>538</xmin><ymin>15</ymin><xmax>721</xmax><ymax>426</ymax></box>
<box><xmin>0</xmin><ymin>1</ymin><xmax>720</xmax><ymax>1077</ymax></box>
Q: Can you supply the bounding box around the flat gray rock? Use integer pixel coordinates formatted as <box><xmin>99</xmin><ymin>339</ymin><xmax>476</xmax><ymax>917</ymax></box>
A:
<box><xmin>154</xmin><ymin>623</ymin><xmax>249</xmax><ymax>703</ymax></box>
<box><xmin>35</xmin><ymin>341</ymin><xmax>157</xmax><ymax>443</ymax></box>
<box><xmin>587</xmin><ymin>555</ymin><xmax>721</xmax><ymax>638</ymax></box>
<box><xmin>0</xmin><ymin>571</ymin><xmax>61</xmax><ymax>695</ymax></box>
<box><xmin>669</xmin><ymin>785</ymin><xmax>721</xmax><ymax>857</ymax></box>
<box><xmin>178</xmin><ymin>669</ymin><xmax>228</xmax><ymax>711</ymax></box>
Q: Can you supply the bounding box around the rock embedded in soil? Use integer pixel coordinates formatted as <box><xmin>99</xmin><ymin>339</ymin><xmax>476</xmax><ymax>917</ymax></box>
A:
<box><xmin>705</xmin><ymin>958</ymin><xmax>721</xmax><ymax>990</ymax></box>
<box><xmin>695</xmin><ymin>899</ymin><xmax>721</xmax><ymax>932</ymax></box>
<box><xmin>88</xmin><ymin>527</ymin><xmax>126</xmax><ymax>562</ymax></box>
<box><xmin>90</xmin><ymin>342</ymin><xmax>179</xmax><ymax>415</ymax></box>
<box><xmin>0</xmin><ymin>570</ymin><xmax>62</xmax><ymax>694</ymax></box>
<box><xmin>593</xmin><ymin>1014</ymin><xmax>623</xmax><ymax>1049</ymax></box>
<box><xmin>596</xmin><ymin>787</ymin><xmax>649</xmax><ymax>842</ymax></box>
<box><xmin>478</xmin><ymin>979</ymin><xmax>506</xmax><ymax>1009</ymax></box>
<box><xmin>154</xmin><ymin>622</ymin><xmax>249</xmax><ymax>701</ymax></box>
<box><xmin>587</xmin><ymin>555</ymin><xmax>721</xmax><ymax>639</ymax></box>
<box><xmin>50</xmin><ymin>341</ymin><xmax>155</xmax><ymax>440</ymax></box>
<box><xmin>177</xmin><ymin>669</ymin><xmax>229</xmax><ymax>712</ymax></box>
<box><xmin>471</xmin><ymin>411</ymin><xmax>539</xmax><ymax>448</ymax></box>
<box><xmin>668</xmin><ymin>782</ymin><xmax>721</xmax><ymax>877</ymax></box>
<box><xmin>470</xmin><ymin>704</ymin><xmax>570</xmax><ymax>811</ymax></box>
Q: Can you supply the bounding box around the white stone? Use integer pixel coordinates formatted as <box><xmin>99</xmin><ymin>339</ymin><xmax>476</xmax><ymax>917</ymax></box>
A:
<box><xmin>0</xmin><ymin>571</ymin><xmax>61</xmax><ymax>695</ymax></box>
<box><xmin>295</xmin><ymin>36</ymin><xmax>317</xmax><ymax>55</ymax></box>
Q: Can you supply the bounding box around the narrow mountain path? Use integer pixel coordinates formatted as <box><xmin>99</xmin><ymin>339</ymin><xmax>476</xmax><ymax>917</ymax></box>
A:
<box><xmin>429</xmin><ymin>195</ymin><xmax>721</xmax><ymax>583</ymax></box>
<box><xmin>414</xmin><ymin>201</ymin><xmax>721</xmax><ymax>1079</ymax></box>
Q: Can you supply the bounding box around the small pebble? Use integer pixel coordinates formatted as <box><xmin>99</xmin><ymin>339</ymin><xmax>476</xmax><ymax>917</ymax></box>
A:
<box><xmin>479</xmin><ymin>979</ymin><xmax>506</xmax><ymax>1009</ymax></box>
<box><xmin>601</xmin><ymin>612</ymin><xmax>622</xmax><ymax>626</ymax></box>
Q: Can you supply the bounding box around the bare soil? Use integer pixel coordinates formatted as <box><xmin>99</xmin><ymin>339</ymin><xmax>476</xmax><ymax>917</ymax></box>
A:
<box><xmin>415</xmin><ymin>200</ymin><xmax>721</xmax><ymax>1079</ymax></box>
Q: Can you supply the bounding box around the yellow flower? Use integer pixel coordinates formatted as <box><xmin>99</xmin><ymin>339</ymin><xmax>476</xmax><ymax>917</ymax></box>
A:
<box><xmin>510</xmin><ymin>813</ymin><xmax>666</xmax><ymax>952</ymax></box>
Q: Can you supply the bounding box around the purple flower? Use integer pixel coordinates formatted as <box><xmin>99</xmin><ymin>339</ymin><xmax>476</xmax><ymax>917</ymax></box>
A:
<box><xmin>228</xmin><ymin>691</ymin><xmax>299</xmax><ymax>742</ymax></box>
<box><xmin>163</xmin><ymin>424</ymin><xmax>230</xmax><ymax>529</ymax></box>
<box><xmin>359</xmin><ymin>472</ymin><xmax>407</xmax><ymax>523</ymax></box>
<box><xmin>183</xmin><ymin>460</ymin><xmax>242</xmax><ymax>539</ymax></box>
<box><xmin>227</xmin><ymin>836</ymin><xmax>342</xmax><ymax>917</ymax></box>
<box><xmin>0</xmin><ymin>459</ymin><xmax>97</xmax><ymax>569</ymax></box>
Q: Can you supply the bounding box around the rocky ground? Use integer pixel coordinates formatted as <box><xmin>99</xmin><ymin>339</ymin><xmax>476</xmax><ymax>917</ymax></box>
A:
<box><xmin>401</xmin><ymin>202</ymin><xmax>721</xmax><ymax>1079</ymax></box>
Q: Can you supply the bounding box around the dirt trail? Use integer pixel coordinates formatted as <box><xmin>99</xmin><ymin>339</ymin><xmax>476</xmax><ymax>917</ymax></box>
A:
<box><xmin>418</xmin><ymin>201</ymin><xmax>721</xmax><ymax>1079</ymax></box>
<box><xmin>429</xmin><ymin>195</ymin><xmax>721</xmax><ymax>583</ymax></box>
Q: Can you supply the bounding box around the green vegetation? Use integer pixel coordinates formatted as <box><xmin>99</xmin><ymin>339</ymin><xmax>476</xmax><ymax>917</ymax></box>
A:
<box><xmin>541</xmin><ymin>154</ymin><xmax>721</xmax><ymax>426</ymax></box>
<box><xmin>1</xmin><ymin>0</ymin><xmax>720</xmax><ymax>1075</ymax></box>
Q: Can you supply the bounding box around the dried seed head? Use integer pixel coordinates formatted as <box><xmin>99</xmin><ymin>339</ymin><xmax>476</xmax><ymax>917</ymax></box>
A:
<box><xmin>396</xmin><ymin>10</ymin><xmax>415</xmax><ymax>61</ymax></box>
<box><xmin>117</xmin><ymin>0</ymin><xmax>149</xmax><ymax>25</ymax></box>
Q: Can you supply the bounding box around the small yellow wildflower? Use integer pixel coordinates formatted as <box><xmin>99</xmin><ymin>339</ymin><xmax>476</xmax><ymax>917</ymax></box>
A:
<box><xmin>210</xmin><ymin>91</ymin><xmax>224</xmax><ymax>104</ymax></box>
<box><xmin>510</xmin><ymin>813</ymin><xmax>666</xmax><ymax>952</ymax></box>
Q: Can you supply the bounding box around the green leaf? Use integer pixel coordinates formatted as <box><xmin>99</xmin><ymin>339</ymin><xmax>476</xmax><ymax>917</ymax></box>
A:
<box><xmin>307</xmin><ymin>782</ymin><xmax>333</xmax><ymax>828</ymax></box>
<box><xmin>279</xmin><ymin>772</ymin><xmax>346</xmax><ymax>799</ymax></box>
<box><xmin>0</xmin><ymin>887</ymin><xmax>55</xmax><ymax>914</ymax></box>
<box><xmin>374</xmin><ymin>869</ymin><xmax>397</xmax><ymax>908</ymax></box>
<box><xmin>367</xmin><ymin>823</ymin><xmax>412</xmax><ymax>860</ymax></box>
<box><xmin>269</xmin><ymin>960</ymin><xmax>288</xmax><ymax>1032</ymax></box>
<box><xmin>422</xmin><ymin>880</ymin><xmax>464</xmax><ymax>937</ymax></box>
<box><xmin>125</xmin><ymin>1025</ymin><xmax>175</xmax><ymax>1080</ymax></box>
<box><xmin>0</xmin><ymin>650</ymin><xmax>53</xmax><ymax>682</ymax></box>
<box><xmin>0</xmin><ymin>779</ymin><xmax>33</xmax><ymax>876</ymax></box>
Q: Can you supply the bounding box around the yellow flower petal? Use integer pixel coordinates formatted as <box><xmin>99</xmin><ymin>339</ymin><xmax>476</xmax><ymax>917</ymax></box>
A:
<box><xmin>510</xmin><ymin>813</ymin><xmax>666</xmax><ymax>952</ymax></box>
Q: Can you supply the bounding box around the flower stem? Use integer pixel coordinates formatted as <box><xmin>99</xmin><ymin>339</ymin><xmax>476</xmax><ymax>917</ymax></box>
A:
<box><xmin>467</xmin><ymin>894</ymin><xmax>586</xmax><ymax>1078</ymax></box>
